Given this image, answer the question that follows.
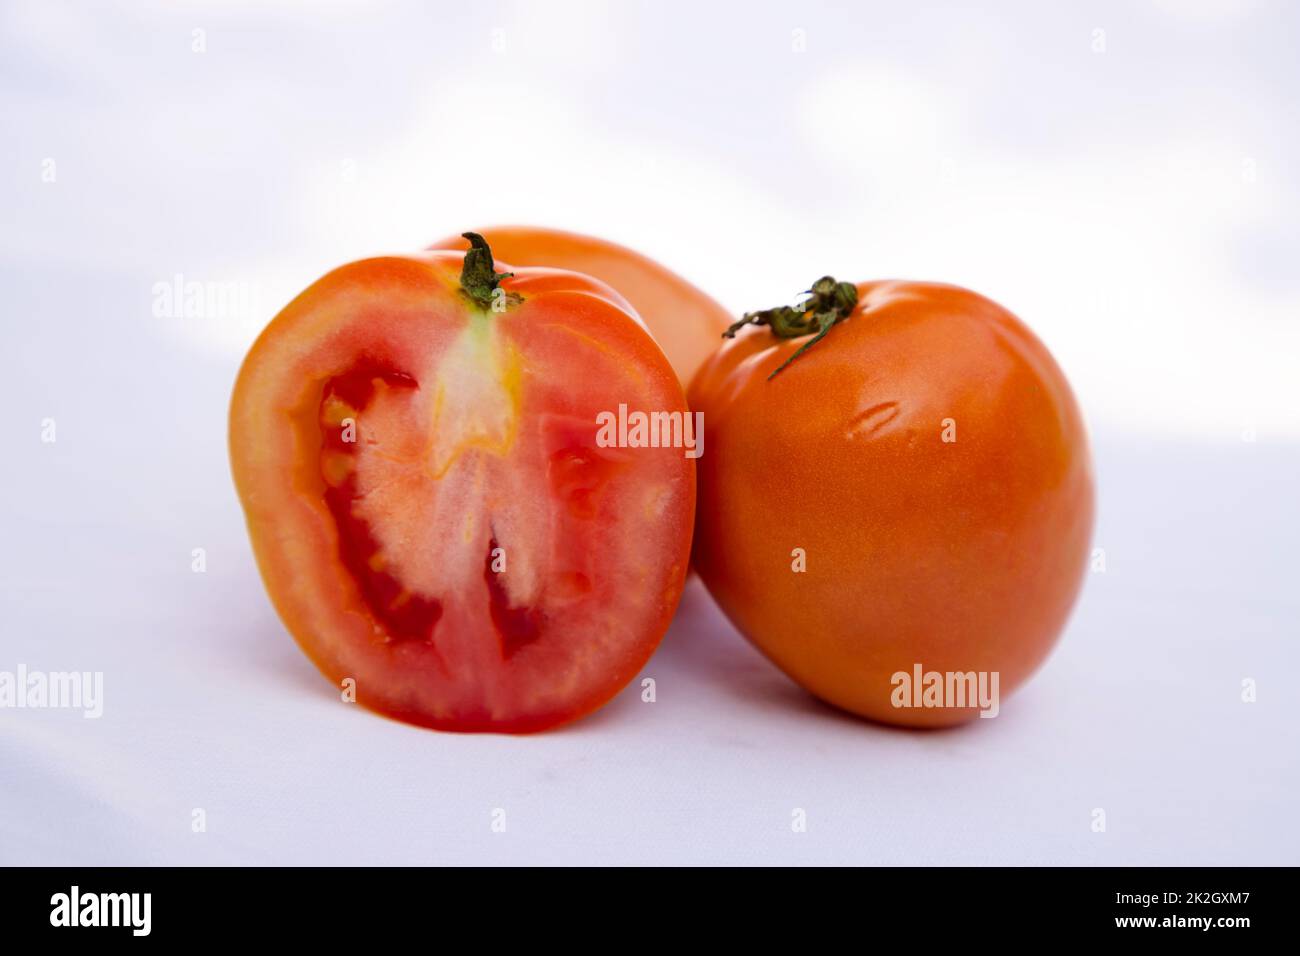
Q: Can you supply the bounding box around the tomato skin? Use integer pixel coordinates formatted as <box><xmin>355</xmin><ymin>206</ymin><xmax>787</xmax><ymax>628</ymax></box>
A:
<box><xmin>429</xmin><ymin>226</ymin><xmax>731</xmax><ymax>387</ymax></box>
<box><xmin>689</xmin><ymin>280</ymin><xmax>1094</xmax><ymax>727</ymax></box>
<box><xmin>230</xmin><ymin>247</ymin><xmax>694</xmax><ymax>733</ymax></box>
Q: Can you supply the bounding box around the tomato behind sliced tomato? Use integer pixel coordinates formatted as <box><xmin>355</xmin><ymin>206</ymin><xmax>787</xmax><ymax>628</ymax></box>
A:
<box><xmin>428</xmin><ymin>226</ymin><xmax>732</xmax><ymax>387</ymax></box>
<box><xmin>230</xmin><ymin>237</ymin><xmax>694</xmax><ymax>732</ymax></box>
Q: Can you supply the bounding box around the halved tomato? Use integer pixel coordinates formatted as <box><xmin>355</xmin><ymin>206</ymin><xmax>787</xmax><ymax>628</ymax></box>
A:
<box><xmin>428</xmin><ymin>226</ymin><xmax>732</xmax><ymax>387</ymax></box>
<box><xmin>230</xmin><ymin>234</ymin><xmax>694</xmax><ymax>732</ymax></box>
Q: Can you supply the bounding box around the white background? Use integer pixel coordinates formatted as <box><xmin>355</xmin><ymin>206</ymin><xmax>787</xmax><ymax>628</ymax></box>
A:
<box><xmin>2</xmin><ymin>0</ymin><xmax>1297</xmax><ymax>864</ymax></box>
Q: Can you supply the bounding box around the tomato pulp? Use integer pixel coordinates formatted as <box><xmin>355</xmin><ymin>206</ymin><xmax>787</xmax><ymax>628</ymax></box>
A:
<box><xmin>230</xmin><ymin>235</ymin><xmax>695</xmax><ymax>732</ymax></box>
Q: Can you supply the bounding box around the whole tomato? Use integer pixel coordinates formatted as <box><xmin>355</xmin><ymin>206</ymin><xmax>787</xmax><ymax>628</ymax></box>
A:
<box><xmin>688</xmin><ymin>277</ymin><xmax>1094</xmax><ymax>727</ymax></box>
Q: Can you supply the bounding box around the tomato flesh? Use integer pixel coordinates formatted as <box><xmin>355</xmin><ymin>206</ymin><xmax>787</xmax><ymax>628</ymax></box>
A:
<box><xmin>483</xmin><ymin>536</ymin><xmax>543</xmax><ymax>658</ymax></box>
<box><xmin>230</xmin><ymin>252</ymin><xmax>694</xmax><ymax>732</ymax></box>
<box><xmin>320</xmin><ymin>362</ymin><xmax>442</xmax><ymax>646</ymax></box>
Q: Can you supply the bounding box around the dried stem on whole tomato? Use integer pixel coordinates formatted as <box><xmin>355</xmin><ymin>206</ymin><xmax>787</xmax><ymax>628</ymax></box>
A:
<box><xmin>723</xmin><ymin>276</ymin><xmax>859</xmax><ymax>379</ymax></box>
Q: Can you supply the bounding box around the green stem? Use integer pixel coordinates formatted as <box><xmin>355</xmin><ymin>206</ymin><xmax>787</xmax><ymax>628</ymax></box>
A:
<box><xmin>459</xmin><ymin>232</ymin><xmax>522</xmax><ymax>311</ymax></box>
<box><xmin>724</xmin><ymin>276</ymin><xmax>859</xmax><ymax>379</ymax></box>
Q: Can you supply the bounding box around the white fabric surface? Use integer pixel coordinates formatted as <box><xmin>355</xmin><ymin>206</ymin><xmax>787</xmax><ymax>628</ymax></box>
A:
<box><xmin>2</xmin><ymin>315</ymin><xmax>1296</xmax><ymax>863</ymax></box>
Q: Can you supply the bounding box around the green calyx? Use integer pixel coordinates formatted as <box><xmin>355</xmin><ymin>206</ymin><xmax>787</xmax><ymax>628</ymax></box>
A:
<box><xmin>724</xmin><ymin>276</ymin><xmax>859</xmax><ymax>379</ymax></box>
<box><xmin>459</xmin><ymin>232</ymin><xmax>523</xmax><ymax>311</ymax></box>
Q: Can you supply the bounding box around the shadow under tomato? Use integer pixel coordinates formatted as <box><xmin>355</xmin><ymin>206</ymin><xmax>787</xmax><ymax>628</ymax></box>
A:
<box><xmin>655</xmin><ymin>578</ymin><xmax>994</xmax><ymax>738</ymax></box>
<box><xmin>544</xmin><ymin>685</ymin><xmax>644</xmax><ymax>736</ymax></box>
<box><xmin>231</xmin><ymin>596</ymin><xmax>342</xmax><ymax>703</ymax></box>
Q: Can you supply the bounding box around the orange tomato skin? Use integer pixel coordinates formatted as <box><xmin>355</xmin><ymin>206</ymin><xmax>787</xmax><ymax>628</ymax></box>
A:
<box><xmin>429</xmin><ymin>226</ymin><xmax>731</xmax><ymax>387</ymax></box>
<box><xmin>688</xmin><ymin>280</ymin><xmax>1094</xmax><ymax>727</ymax></box>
